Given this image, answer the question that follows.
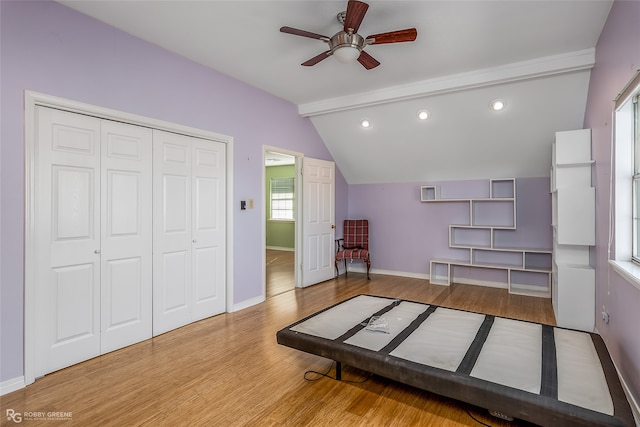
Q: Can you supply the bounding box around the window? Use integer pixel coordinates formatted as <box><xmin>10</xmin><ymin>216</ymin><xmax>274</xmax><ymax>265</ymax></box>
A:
<box><xmin>270</xmin><ymin>177</ymin><xmax>295</xmax><ymax>220</ymax></box>
<box><xmin>613</xmin><ymin>70</ymin><xmax>640</xmax><ymax>270</ymax></box>
<box><xmin>634</xmin><ymin>96</ymin><xmax>640</xmax><ymax>262</ymax></box>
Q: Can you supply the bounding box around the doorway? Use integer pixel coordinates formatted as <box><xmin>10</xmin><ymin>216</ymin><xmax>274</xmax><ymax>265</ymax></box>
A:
<box><xmin>264</xmin><ymin>149</ymin><xmax>297</xmax><ymax>297</ymax></box>
<box><xmin>262</xmin><ymin>146</ymin><xmax>336</xmax><ymax>297</ymax></box>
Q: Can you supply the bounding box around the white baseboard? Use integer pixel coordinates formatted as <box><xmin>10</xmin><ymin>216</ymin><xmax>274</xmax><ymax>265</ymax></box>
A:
<box><xmin>266</xmin><ymin>246</ymin><xmax>294</xmax><ymax>252</ymax></box>
<box><xmin>371</xmin><ymin>268</ymin><xmax>430</xmax><ymax>280</ymax></box>
<box><xmin>1</xmin><ymin>376</ymin><xmax>25</xmax><ymax>396</ymax></box>
<box><xmin>344</xmin><ymin>265</ymin><xmax>507</xmax><ymax>289</ymax></box>
<box><xmin>230</xmin><ymin>295</ymin><xmax>264</xmax><ymax>312</ymax></box>
<box><xmin>340</xmin><ymin>265</ymin><xmax>428</xmax><ymax>280</ymax></box>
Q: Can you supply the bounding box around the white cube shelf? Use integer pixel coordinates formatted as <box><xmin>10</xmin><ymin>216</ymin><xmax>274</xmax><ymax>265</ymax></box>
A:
<box><xmin>450</xmin><ymin>227</ymin><xmax>491</xmax><ymax>248</ymax></box>
<box><xmin>510</xmin><ymin>270</ymin><xmax>551</xmax><ymax>298</ymax></box>
<box><xmin>472</xmin><ymin>200</ymin><xmax>515</xmax><ymax>228</ymax></box>
<box><xmin>490</xmin><ymin>178</ymin><xmax>516</xmax><ymax>198</ymax></box>
<box><xmin>420</xmin><ymin>186</ymin><xmax>438</xmax><ymax>201</ymax></box>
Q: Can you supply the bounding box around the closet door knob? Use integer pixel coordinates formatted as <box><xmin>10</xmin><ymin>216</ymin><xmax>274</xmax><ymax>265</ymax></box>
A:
<box><xmin>94</xmin><ymin>249</ymin><xmax>101</xmax><ymax>254</ymax></box>
<box><xmin>192</xmin><ymin>239</ymin><xmax>197</xmax><ymax>243</ymax></box>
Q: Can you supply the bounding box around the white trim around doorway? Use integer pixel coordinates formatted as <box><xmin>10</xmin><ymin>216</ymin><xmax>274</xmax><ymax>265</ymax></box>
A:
<box><xmin>262</xmin><ymin>145</ymin><xmax>304</xmax><ymax>298</ymax></box>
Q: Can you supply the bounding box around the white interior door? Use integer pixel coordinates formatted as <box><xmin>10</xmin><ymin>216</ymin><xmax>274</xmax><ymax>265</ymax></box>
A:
<box><xmin>35</xmin><ymin>107</ymin><xmax>102</xmax><ymax>376</ymax></box>
<box><xmin>100</xmin><ymin>120</ymin><xmax>153</xmax><ymax>353</ymax></box>
<box><xmin>301</xmin><ymin>157</ymin><xmax>335</xmax><ymax>287</ymax></box>
<box><xmin>153</xmin><ymin>130</ymin><xmax>193</xmax><ymax>335</ymax></box>
<box><xmin>191</xmin><ymin>139</ymin><xmax>226</xmax><ymax>321</ymax></box>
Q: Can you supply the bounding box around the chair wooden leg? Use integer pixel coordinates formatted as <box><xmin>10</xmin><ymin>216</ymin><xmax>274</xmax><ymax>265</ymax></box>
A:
<box><xmin>366</xmin><ymin>257</ymin><xmax>371</xmax><ymax>280</ymax></box>
<box><xmin>344</xmin><ymin>259</ymin><xmax>347</xmax><ymax>277</ymax></box>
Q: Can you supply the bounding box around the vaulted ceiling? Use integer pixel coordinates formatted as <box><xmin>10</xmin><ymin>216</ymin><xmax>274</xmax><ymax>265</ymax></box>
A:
<box><xmin>58</xmin><ymin>0</ymin><xmax>613</xmax><ymax>184</ymax></box>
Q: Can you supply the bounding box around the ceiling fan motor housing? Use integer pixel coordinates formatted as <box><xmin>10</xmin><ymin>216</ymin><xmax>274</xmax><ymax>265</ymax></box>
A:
<box><xmin>329</xmin><ymin>31</ymin><xmax>366</xmax><ymax>53</ymax></box>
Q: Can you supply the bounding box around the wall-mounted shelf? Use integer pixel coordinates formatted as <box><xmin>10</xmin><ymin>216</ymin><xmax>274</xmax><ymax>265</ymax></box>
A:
<box><xmin>420</xmin><ymin>179</ymin><xmax>515</xmax><ymax>202</ymax></box>
<box><xmin>422</xmin><ymin>178</ymin><xmax>552</xmax><ymax>298</ymax></box>
<box><xmin>420</xmin><ymin>186</ymin><xmax>438</xmax><ymax>201</ymax></box>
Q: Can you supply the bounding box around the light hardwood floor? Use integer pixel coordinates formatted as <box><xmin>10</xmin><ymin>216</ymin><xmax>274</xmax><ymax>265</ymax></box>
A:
<box><xmin>1</xmin><ymin>273</ymin><xmax>555</xmax><ymax>426</ymax></box>
<box><xmin>266</xmin><ymin>249</ymin><xmax>295</xmax><ymax>297</ymax></box>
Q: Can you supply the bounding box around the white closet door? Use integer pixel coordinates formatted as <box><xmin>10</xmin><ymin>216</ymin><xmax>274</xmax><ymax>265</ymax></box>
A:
<box><xmin>153</xmin><ymin>130</ymin><xmax>193</xmax><ymax>335</ymax></box>
<box><xmin>153</xmin><ymin>131</ymin><xmax>226</xmax><ymax>334</ymax></box>
<box><xmin>35</xmin><ymin>107</ymin><xmax>102</xmax><ymax>376</ymax></box>
<box><xmin>191</xmin><ymin>138</ymin><xmax>226</xmax><ymax>321</ymax></box>
<box><xmin>100</xmin><ymin>121</ymin><xmax>153</xmax><ymax>353</ymax></box>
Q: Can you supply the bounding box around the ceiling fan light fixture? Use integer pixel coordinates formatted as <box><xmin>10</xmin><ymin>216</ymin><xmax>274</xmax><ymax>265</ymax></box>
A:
<box><xmin>490</xmin><ymin>99</ymin><xmax>506</xmax><ymax>111</ymax></box>
<box><xmin>333</xmin><ymin>45</ymin><xmax>361</xmax><ymax>63</ymax></box>
<box><xmin>329</xmin><ymin>31</ymin><xmax>365</xmax><ymax>63</ymax></box>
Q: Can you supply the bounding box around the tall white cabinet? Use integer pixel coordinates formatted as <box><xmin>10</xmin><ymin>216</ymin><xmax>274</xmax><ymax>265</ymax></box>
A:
<box><xmin>551</xmin><ymin>129</ymin><xmax>595</xmax><ymax>332</ymax></box>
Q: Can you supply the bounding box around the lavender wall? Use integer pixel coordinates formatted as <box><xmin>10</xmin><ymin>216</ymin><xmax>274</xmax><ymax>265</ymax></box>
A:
<box><xmin>347</xmin><ymin>177</ymin><xmax>552</xmax><ymax>278</ymax></box>
<box><xmin>0</xmin><ymin>0</ymin><xmax>347</xmax><ymax>383</ymax></box>
<box><xmin>584</xmin><ymin>0</ymin><xmax>640</xmax><ymax>405</ymax></box>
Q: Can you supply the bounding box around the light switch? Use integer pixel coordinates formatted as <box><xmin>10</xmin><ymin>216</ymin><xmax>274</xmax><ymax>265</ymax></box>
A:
<box><xmin>248</xmin><ymin>198</ymin><xmax>254</xmax><ymax>209</ymax></box>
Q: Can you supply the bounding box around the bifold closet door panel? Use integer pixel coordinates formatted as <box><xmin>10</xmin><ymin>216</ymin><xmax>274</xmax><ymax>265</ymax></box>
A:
<box><xmin>35</xmin><ymin>107</ymin><xmax>154</xmax><ymax>376</ymax></box>
<box><xmin>191</xmin><ymin>138</ymin><xmax>226</xmax><ymax>321</ymax></box>
<box><xmin>100</xmin><ymin>120</ymin><xmax>153</xmax><ymax>353</ymax></box>
<box><xmin>152</xmin><ymin>130</ymin><xmax>227</xmax><ymax>334</ymax></box>
<box><xmin>153</xmin><ymin>130</ymin><xmax>193</xmax><ymax>336</ymax></box>
<box><xmin>35</xmin><ymin>107</ymin><xmax>102</xmax><ymax>377</ymax></box>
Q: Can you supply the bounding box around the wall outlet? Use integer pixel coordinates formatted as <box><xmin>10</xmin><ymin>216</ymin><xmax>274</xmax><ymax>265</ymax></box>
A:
<box><xmin>248</xmin><ymin>198</ymin><xmax>254</xmax><ymax>209</ymax></box>
<box><xmin>601</xmin><ymin>305</ymin><xmax>610</xmax><ymax>324</ymax></box>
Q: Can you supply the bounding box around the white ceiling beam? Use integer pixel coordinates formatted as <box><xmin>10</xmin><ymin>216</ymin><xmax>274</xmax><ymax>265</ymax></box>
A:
<box><xmin>298</xmin><ymin>48</ymin><xmax>595</xmax><ymax>117</ymax></box>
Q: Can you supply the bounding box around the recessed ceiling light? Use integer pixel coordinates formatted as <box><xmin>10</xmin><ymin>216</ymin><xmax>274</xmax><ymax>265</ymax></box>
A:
<box><xmin>490</xmin><ymin>99</ymin><xmax>506</xmax><ymax>111</ymax></box>
<box><xmin>417</xmin><ymin>109</ymin><xmax>430</xmax><ymax>120</ymax></box>
<box><xmin>361</xmin><ymin>119</ymin><xmax>370</xmax><ymax>128</ymax></box>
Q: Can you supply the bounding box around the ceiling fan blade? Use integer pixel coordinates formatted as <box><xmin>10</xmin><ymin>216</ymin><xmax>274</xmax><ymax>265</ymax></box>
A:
<box><xmin>280</xmin><ymin>26</ymin><xmax>329</xmax><ymax>41</ymax></box>
<box><xmin>344</xmin><ymin>0</ymin><xmax>369</xmax><ymax>33</ymax></box>
<box><xmin>302</xmin><ymin>51</ymin><xmax>332</xmax><ymax>66</ymax></box>
<box><xmin>366</xmin><ymin>28</ymin><xmax>417</xmax><ymax>45</ymax></box>
<box><xmin>357</xmin><ymin>50</ymin><xmax>380</xmax><ymax>70</ymax></box>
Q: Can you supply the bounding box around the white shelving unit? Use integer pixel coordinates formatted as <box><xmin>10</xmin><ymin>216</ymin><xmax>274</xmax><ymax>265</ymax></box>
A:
<box><xmin>423</xmin><ymin>179</ymin><xmax>552</xmax><ymax>298</ymax></box>
<box><xmin>551</xmin><ymin>129</ymin><xmax>595</xmax><ymax>332</ymax></box>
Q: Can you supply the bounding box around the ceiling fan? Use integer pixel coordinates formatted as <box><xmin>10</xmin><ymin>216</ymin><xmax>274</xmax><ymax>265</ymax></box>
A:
<box><xmin>280</xmin><ymin>0</ymin><xmax>417</xmax><ymax>70</ymax></box>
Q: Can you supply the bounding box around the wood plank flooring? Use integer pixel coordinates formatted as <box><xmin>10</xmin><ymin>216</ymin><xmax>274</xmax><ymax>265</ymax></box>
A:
<box><xmin>266</xmin><ymin>249</ymin><xmax>295</xmax><ymax>297</ymax></box>
<box><xmin>1</xmin><ymin>272</ymin><xmax>555</xmax><ymax>427</ymax></box>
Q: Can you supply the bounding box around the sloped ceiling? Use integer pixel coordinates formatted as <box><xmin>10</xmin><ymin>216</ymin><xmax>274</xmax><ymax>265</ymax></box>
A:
<box><xmin>58</xmin><ymin>0</ymin><xmax>613</xmax><ymax>184</ymax></box>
